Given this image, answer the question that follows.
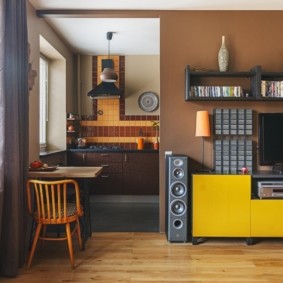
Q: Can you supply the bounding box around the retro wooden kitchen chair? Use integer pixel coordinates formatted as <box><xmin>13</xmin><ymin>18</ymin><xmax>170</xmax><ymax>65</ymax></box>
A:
<box><xmin>26</xmin><ymin>179</ymin><xmax>83</xmax><ymax>269</ymax></box>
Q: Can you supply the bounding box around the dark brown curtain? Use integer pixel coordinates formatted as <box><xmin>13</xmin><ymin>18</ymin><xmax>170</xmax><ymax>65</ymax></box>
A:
<box><xmin>0</xmin><ymin>0</ymin><xmax>29</xmax><ymax>277</ymax></box>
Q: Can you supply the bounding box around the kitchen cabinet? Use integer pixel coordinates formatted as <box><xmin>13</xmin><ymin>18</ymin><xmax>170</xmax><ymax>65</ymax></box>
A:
<box><xmin>40</xmin><ymin>150</ymin><xmax>67</xmax><ymax>166</ymax></box>
<box><xmin>192</xmin><ymin>174</ymin><xmax>251</xmax><ymax>244</ymax></box>
<box><xmin>68</xmin><ymin>152</ymin><xmax>123</xmax><ymax>194</ymax></box>
<box><xmin>67</xmin><ymin>151</ymin><xmax>159</xmax><ymax>195</ymax></box>
<box><xmin>123</xmin><ymin>152</ymin><xmax>159</xmax><ymax>195</ymax></box>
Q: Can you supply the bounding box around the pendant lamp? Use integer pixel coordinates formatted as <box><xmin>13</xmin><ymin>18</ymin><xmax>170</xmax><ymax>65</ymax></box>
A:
<box><xmin>100</xmin><ymin>32</ymin><xmax>118</xmax><ymax>83</ymax></box>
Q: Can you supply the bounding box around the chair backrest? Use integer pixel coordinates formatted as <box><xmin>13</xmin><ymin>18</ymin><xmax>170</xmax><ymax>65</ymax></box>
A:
<box><xmin>27</xmin><ymin>179</ymin><xmax>83</xmax><ymax>225</ymax></box>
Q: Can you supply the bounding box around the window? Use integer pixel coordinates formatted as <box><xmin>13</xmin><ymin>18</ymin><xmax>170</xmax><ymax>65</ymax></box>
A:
<box><xmin>39</xmin><ymin>56</ymin><xmax>48</xmax><ymax>150</ymax></box>
<box><xmin>39</xmin><ymin>35</ymin><xmax>66</xmax><ymax>151</ymax></box>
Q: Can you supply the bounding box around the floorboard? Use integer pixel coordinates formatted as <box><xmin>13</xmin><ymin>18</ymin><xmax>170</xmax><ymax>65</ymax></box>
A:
<box><xmin>2</xmin><ymin>233</ymin><xmax>283</xmax><ymax>282</ymax></box>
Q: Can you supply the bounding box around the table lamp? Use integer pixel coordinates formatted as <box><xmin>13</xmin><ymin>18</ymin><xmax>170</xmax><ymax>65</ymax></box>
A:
<box><xmin>195</xmin><ymin>110</ymin><xmax>211</xmax><ymax>169</ymax></box>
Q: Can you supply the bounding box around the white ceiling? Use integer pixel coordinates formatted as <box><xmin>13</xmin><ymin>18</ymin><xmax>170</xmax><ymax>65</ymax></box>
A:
<box><xmin>28</xmin><ymin>0</ymin><xmax>283</xmax><ymax>55</ymax></box>
<box><xmin>45</xmin><ymin>18</ymin><xmax>160</xmax><ymax>55</ymax></box>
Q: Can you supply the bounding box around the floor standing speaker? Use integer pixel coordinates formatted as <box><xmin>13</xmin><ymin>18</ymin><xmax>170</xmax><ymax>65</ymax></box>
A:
<box><xmin>166</xmin><ymin>154</ymin><xmax>189</xmax><ymax>242</ymax></box>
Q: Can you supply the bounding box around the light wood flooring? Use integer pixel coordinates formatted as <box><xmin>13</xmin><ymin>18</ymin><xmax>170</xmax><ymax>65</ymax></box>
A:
<box><xmin>2</xmin><ymin>232</ymin><xmax>283</xmax><ymax>282</ymax></box>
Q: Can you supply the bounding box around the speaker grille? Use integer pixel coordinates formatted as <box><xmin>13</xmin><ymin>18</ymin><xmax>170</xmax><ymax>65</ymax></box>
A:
<box><xmin>170</xmin><ymin>200</ymin><xmax>187</xmax><ymax>216</ymax></box>
<box><xmin>170</xmin><ymin>182</ymin><xmax>187</xmax><ymax>198</ymax></box>
<box><xmin>173</xmin><ymin>158</ymin><xmax>184</xmax><ymax>167</ymax></box>
<box><xmin>166</xmin><ymin>155</ymin><xmax>190</xmax><ymax>243</ymax></box>
<box><xmin>173</xmin><ymin>168</ymin><xmax>184</xmax><ymax>179</ymax></box>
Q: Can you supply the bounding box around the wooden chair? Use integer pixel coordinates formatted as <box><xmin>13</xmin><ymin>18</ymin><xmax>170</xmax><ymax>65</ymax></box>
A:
<box><xmin>26</xmin><ymin>179</ymin><xmax>83</xmax><ymax>269</ymax></box>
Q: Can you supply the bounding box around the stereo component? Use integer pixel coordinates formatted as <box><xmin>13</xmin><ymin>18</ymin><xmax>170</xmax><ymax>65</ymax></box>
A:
<box><xmin>166</xmin><ymin>155</ymin><xmax>189</xmax><ymax>242</ymax></box>
<box><xmin>257</xmin><ymin>181</ymin><xmax>283</xmax><ymax>199</ymax></box>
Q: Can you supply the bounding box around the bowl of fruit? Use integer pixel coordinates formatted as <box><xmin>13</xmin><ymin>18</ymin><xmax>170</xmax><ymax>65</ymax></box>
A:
<box><xmin>29</xmin><ymin>160</ymin><xmax>58</xmax><ymax>171</ymax></box>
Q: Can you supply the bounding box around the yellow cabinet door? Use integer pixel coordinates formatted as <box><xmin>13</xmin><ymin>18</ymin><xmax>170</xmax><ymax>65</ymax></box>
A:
<box><xmin>192</xmin><ymin>175</ymin><xmax>251</xmax><ymax>237</ymax></box>
<box><xmin>251</xmin><ymin>200</ymin><xmax>283</xmax><ymax>237</ymax></box>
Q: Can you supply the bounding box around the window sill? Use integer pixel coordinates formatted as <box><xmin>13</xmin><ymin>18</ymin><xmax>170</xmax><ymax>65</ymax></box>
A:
<box><xmin>40</xmin><ymin>149</ymin><xmax>66</xmax><ymax>157</ymax></box>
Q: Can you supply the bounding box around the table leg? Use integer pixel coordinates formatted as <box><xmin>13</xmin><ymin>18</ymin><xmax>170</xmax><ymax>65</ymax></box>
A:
<box><xmin>78</xmin><ymin>178</ymin><xmax>92</xmax><ymax>250</ymax></box>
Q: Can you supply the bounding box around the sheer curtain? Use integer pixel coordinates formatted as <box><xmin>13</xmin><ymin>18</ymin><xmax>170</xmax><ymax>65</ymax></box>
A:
<box><xmin>0</xmin><ymin>0</ymin><xmax>29</xmax><ymax>277</ymax></box>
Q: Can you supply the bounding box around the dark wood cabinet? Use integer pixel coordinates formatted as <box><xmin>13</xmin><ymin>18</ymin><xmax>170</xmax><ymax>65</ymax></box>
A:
<box><xmin>67</xmin><ymin>151</ymin><xmax>159</xmax><ymax>195</ymax></box>
<box><xmin>68</xmin><ymin>152</ymin><xmax>123</xmax><ymax>166</ymax></box>
<box><xmin>87</xmin><ymin>152</ymin><xmax>123</xmax><ymax>195</ymax></box>
<box><xmin>40</xmin><ymin>151</ymin><xmax>67</xmax><ymax>166</ymax></box>
<box><xmin>123</xmin><ymin>152</ymin><xmax>159</xmax><ymax>195</ymax></box>
<box><xmin>68</xmin><ymin>152</ymin><xmax>123</xmax><ymax>194</ymax></box>
<box><xmin>90</xmin><ymin>173</ymin><xmax>123</xmax><ymax>195</ymax></box>
<box><xmin>68</xmin><ymin>152</ymin><xmax>86</xmax><ymax>166</ymax></box>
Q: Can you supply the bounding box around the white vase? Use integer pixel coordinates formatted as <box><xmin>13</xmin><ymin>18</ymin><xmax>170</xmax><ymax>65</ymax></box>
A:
<box><xmin>218</xmin><ymin>35</ymin><xmax>229</xmax><ymax>72</ymax></box>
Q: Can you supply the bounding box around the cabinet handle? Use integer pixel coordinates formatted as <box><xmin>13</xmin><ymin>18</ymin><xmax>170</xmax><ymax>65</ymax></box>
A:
<box><xmin>101</xmin><ymin>174</ymin><xmax>109</xmax><ymax>178</ymax></box>
<box><xmin>101</xmin><ymin>153</ymin><xmax>109</xmax><ymax>156</ymax></box>
<box><xmin>83</xmin><ymin>153</ymin><xmax>86</xmax><ymax>161</ymax></box>
<box><xmin>124</xmin><ymin>154</ymin><xmax>128</xmax><ymax>162</ymax></box>
<box><xmin>101</xmin><ymin>164</ymin><xmax>109</xmax><ymax>167</ymax></box>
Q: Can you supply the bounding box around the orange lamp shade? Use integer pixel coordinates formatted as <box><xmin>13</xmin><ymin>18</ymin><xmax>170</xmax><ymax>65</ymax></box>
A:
<box><xmin>195</xmin><ymin>111</ymin><xmax>211</xmax><ymax>137</ymax></box>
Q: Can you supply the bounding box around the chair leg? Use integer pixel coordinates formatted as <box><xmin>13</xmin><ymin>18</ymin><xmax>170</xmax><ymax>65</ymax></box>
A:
<box><xmin>27</xmin><ymin>223</ymin><xmax>42</xmax><ymax>270</ymax></box>
<box><xmin>66</xmin><ymin>223</ymin><xmax>75</xmax><ymax>269</ymax></box>
<box><xmin>76</xmin><ymin>218</ymin><xmax>83</xmax><ymax>250</ymax></box>
<box><xmin>39</xmin><ymin>224</ymin><xmax>47</xmax><ymax>248</ymax></box>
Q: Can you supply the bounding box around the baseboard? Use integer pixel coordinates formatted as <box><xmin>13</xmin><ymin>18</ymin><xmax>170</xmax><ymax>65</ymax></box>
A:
<box><xmin>89</xmin><ymin>195</ymin><xmax>159</xmax><ymax>204</ymax></box>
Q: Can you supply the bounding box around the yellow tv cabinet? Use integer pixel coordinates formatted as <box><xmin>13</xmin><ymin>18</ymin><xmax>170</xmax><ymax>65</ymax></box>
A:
<box><xmin>192</xmin><ymin>173</ymin><xmax>283</xmax><ymax>245</ymax></box>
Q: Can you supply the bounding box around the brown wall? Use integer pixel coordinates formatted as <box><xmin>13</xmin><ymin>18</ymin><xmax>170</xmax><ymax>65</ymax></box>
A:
<box><xmin>159</xmin><ymin>11</ymin><xmax>283</xmax><ymax>232</ymax></box>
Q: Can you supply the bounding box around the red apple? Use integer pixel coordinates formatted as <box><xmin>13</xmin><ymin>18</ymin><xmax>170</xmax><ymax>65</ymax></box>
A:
<box><xmin>30</xmin><ymin>160</ymin><xmax>43</xmax><ymax>169</ymax></box>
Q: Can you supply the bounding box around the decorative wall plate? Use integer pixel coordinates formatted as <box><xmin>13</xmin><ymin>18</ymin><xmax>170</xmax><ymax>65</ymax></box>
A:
<box><xmin>138</xmin><ymin>92</ymin><xmax>159</xmax><ymax>112</ymax></box>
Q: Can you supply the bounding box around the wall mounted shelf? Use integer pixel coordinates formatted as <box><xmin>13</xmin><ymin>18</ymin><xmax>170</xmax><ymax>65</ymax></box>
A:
<box><xmin>185</xmin><ymin>65</ymin><xmax>283</xmax><ymax>101</ymax></box>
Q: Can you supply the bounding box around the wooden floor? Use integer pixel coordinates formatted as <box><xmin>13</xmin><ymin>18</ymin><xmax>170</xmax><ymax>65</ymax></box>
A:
<box><xmin>2</xmin><ymin>232</ymin><xmax>283</xmax><ymax>282</ymax></box>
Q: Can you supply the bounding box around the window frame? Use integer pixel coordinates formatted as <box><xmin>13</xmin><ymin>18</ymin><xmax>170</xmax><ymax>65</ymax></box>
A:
<box><xmin>39</xmin><ymin>55</ymin><xmax>49</xmax><ymax>150</ymax></box>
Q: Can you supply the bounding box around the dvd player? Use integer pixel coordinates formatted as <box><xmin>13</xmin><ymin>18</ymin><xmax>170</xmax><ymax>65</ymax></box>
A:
<box><xmin>257</xmin><ymin>181</ymin><xmax>283</xmax><ymax>199</ymax></box>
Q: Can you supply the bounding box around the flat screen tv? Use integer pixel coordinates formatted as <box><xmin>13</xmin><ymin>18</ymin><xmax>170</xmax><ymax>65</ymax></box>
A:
<box><xmin>258</xmin><ymin>113</ymin><xmax>283</xmax><ymax>169</ymax></box>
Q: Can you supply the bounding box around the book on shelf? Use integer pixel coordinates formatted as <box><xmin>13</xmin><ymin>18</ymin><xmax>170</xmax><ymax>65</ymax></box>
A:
<box><xmin>190</xmin><ymin>86</ymin><xmax>243</xmax><ymax>98</ymax></box>
<box><xmin>261</xmin><ymin>80</ymin><xmax>283</xmax><ymax>97</ymax></box>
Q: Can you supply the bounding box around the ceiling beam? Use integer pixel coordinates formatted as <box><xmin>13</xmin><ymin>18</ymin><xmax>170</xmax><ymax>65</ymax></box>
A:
<box><xmin>36</xmin><ymin>10</ymin><xmax>162</xmax><ymax>18</ymax></box>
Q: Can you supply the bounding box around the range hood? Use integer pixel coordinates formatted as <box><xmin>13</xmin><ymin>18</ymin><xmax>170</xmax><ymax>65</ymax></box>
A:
<box><xmin>87</xmin><ymin>58</ymin><xmax>123</xmax><ymax>99</ymax></box>
<box><xmin>87</xmin><ymin>81</ymin><xmax>122</xmax><ymax>99</ymax></box>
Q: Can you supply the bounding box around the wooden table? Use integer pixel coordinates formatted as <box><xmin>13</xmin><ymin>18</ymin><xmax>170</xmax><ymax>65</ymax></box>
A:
<box><xmin>28</xmin><ymin>166</ymin><xmax>103</xmax><ymax>248</ymax></box>
<box><xmin>28</xmin><ymin>166</ymin><xmax>102</xmax><ymax>179</ymax></box>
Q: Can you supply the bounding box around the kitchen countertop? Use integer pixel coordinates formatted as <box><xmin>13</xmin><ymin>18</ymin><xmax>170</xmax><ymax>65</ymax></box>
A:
<box><xmin>40</xmin><ymin>149</ymin><xmax>66</xmax><ymax>156</ymax></box>
<box><xmin>68</xmin><ymin>148</ymin><xmax>159</xmax><ymax>153</ymax></box>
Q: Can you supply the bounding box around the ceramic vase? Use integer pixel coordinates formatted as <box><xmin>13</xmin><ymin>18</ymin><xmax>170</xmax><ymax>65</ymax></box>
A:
<box><xmin>218</xmin><ymin>35</ymin><xmax>229</xmax><ymax>72</ymax></box>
